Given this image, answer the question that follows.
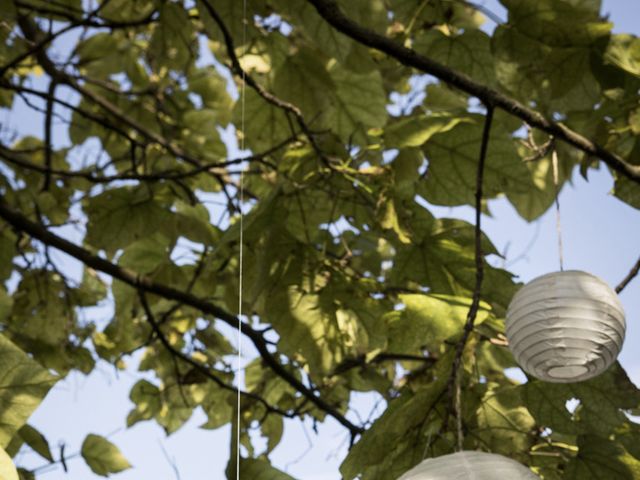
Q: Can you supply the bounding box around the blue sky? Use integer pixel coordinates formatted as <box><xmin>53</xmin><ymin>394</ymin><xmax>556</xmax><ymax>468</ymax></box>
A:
<box><xmin>8</xmin><ymin>1</ymin><xmax>640</xmax><ymax>479</ymax></box>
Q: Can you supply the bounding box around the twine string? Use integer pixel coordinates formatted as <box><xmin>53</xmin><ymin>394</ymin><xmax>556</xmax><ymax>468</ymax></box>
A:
<box><xmin>552</xmin><ymin>148</ymin><xmax>564</xmax><ymax>271</ymax></box>
<box><xmin>236</xmin><ymin>0</ymin><xmax>247</xmax><ymax>478</ymax></box>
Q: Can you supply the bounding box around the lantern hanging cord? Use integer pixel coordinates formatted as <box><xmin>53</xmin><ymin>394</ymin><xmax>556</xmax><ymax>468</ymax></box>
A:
<box><xmin>236</xmin><ymin>0</ymin><xmax>247</xmax><ymax>477</ymax></box>
<box><xmin>551</xmin><ymin>147</ymin><xmax>564</xmax><ymax>271</ymax></box>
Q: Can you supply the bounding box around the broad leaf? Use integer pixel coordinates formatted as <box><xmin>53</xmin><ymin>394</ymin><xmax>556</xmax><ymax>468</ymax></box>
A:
<box><xmin>0</xmin><ymin>334</ymin><xmax>57</xmax><ymax>448</ymax></box>
<box><xmin>81</xmin><ymin>434</ymin><xmax>132</xmax><ymax>477</ymax></box>
<box><xmin>0</xmin><ymin>446</ymin><xmax>18</xmax><ymax>480</ymax></box>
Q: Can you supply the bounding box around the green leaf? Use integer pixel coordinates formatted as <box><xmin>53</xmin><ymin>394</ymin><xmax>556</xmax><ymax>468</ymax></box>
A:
<box><xmin>76</xmin><ymin>33</ymin><xmax>122</xmax><ymax>78</ymax></box>
<box><xmin>260</xmin><ymin>415</ymin><xmax>284</xmax><ymax>454</ymax></box>
<box><xmin>414</xmin><ymin>30</ymin><xmax>497</xmax><ymax>87</ymax></box>
<box><xmin>0</xmin><ymin>334</ymin><xmax>57</xmax><ymax>448</ymax></box>
<box><xmin>0</xmin><ymin>228</ymin><xmax>16</xmax><ymax>282</ymax></box>
<box><xmin>390</xmin><ymin>211</ymin><xmax>517</xmax><ymax>315</ymax></box>
<box><xmin>605</xmin><ymin>34</ymin><xmax>640</xmax><ymax>77</ymax></box>
<box><xmin>420</xmin><ymin>118</ymin><xmax>530</xmax><ymax>206</ymax></box>
<box><xmin>329</xmin><ymin>64</ymin><xmax>387</xmax><ymax>144</ymax></box>
<box><xmin>18</xmin><ymin>425</ymin><xmax>53</xmax><ymax>462</ymax></box>
<box><xmin>148</xmin><ymin>2</ymin><xmax>195</xmax><ymax>70</ymax></box>
<box><xmin>73</xmin><ymin>267</ymin><xmax>108</xmax><ymax>307</ymax></box>
<box><xmin>264</xmin><ymin>285</ymin><xmax>344</xmax><ymax>376</ymax></box>
<box><xmin>475</xmin><ymin>385</ymin><xmax>536</xmax><ymax>459</ymax></box>
<box><xmin>523</xmin><ymin>363</ymin><xmax>640</xmax><ymax>436</ymax></box>
<box><xmin>387</xmin><ymin>294</ymin><xmax>490</xmax><ymax>354</ymax></box>
<box><xmin>384</xmin><ymin>115</ymin><xmax>470</xmax><ymax>149</ymax></box>
<box><xmin>341</xmin><ymin>380</ymin><xmax>447</xmax><ymax>480</ymax></box>
<box><xmin>378</xmin><ymin>197</ymin><xmax>411</xmax><ymax>243</ymax></box>
<box><xmin>285</xmin><ymin>0</ymin><xmax>351</xmax><ymax>62</ymax></box>
<box><xmin>0</xmin><ymin>287</ymin><xmax>12</xmax><ymax>324</ymax></box>
<box><xmin>180</xmin><ymin>109</ymin><xmax>226</xmax><ymax>161</ymax></box>
<box><xmin>614</xmin><ymin>174</ymin><xmax>640</xmax><ymax>210</ymax></box>
<box><xmin>188</xmin><ymin>68</ymin><xmax>233</xmax><ymax>125</ymax></box>
<box><xmin>84</xmin><ymin>186</ymin><xmax>172</xmax><ymax>253</ymax></box>
<box><xmin>234</xmin><ymin>89</ymin><xmax>291</xmax><ymax>152</ymax></box>
<box><xmin>17</xmin><ymin>468</ymin><xmax>35</xmax><ymax>480</ymax></box>
<box><xmin>126</xmin><ymin>380</ymin><xmax>161</xmax><ymax>428</ymax></box>
<box><xmin>81</xmin><ymin>434</ymin><xmax>132</xmax><ymax>477</ymax></box>
<box><xmin>0</xmin><ymin>446</ymin><xmax>18</xmax><ymax>480</ymax></box>
<box><xmin>506</xmin><ymin>143</ymin><xmax>576</xmax><ymax>221</ymax></box>
<box><xmin>273</xmin><ymin>48</ymin><xmax>335</xmax><ymax>130</ymax></box>
<box><xmin>565</xmin><ymin>435</ymin><xmax>640</xmax><ymax>479</ymax></box>
<box><xmin>118</xmin><ymin>233</ymin><xmax>171</xmax><ymax>273</ymax></box>
<box><xmin>237</xmin><ymin>458</ymin><xmax>296</xmax><ymax>480</ymax></box>
<box><xmin>98</xmin><ymin>0</ymin><xmax>154</xmax><ymax>23</ymax></box>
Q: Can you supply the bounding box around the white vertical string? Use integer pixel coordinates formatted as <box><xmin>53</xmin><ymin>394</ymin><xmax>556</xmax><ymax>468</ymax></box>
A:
<box><xmin>551</xmin><ymin>149</ymin><xmax>564</xmax><ymax>271</ymax></box>
<box><xmin>236</xmin><ymin>0</ymin><xmax>247</xmax><ymax>478</ymax></box>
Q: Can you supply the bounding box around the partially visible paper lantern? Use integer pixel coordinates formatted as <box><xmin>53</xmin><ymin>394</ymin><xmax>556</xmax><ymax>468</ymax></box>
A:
<box><xmin>397</xmin><ymin>451</ymin><xmax>538</xmax><ymax>479</ymax></box>
<box><xmin>506</xmin><ymin>270</ymin><xmax>625</xmax><ymax>383</ymax></box>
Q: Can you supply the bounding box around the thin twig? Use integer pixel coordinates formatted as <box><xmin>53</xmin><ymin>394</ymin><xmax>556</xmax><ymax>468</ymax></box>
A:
<box><xmin>42</xmin><ymin>79</ymin><xmax>57</xmax><ymax>191</ymax></box>
<box><xmin>616</xmin><ymin>255</ymin><xmax>640</xmax><ymax>294</ymax></box>
<box><xmin>0</xmin><ymin>137</ymin><xmax>290</xmax><ymax>183</ymax></box>
<box><xmin>136</xmin><ymin>290</ymin><xmax>290</xmax><ymax>417</ymax></box>
<box><xmin>446</xmin><ymin>105</ymin><xmax>493</xmax><ymax>451</ymax></box>
<box><xmin>198</xmin><ymin>0</ymin><xmax>330</xmax><ymax>164</ymax></box>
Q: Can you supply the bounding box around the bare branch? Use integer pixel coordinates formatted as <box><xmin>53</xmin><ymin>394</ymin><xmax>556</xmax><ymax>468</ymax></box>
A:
<box><xmin>616</xmin><ymin>255</ymin><xmax>640</xmax><ymax>294</ymax></box>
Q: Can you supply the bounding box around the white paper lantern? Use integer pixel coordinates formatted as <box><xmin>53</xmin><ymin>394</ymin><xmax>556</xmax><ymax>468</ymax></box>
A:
<box><xmin>397</xmin><ymin>451</ymin><xmax>538</xmax><ymax>479</ymax></box>
<box><xmin>505</xmin><ymin>270</ymin><xmax>625</xmax><ymax>383</ymax></box>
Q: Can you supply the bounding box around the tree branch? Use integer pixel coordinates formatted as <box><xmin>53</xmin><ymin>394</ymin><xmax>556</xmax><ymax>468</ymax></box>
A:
<box><xmin>15</xmin><ymin>16</ymin><xmax>210</xmax><ymax>171</ymax></box>
<box><xmin>616</xmin><ymin>255</ymin><xmax>640</xmax><ymax>294</ymax></box>
<box><xmin>198</xmin><ymin>0</ymin><xmax>329</xmax><ymax>163</ymax></box>
<box><xmin>0</xmin><ymin>136</ymin><xmax>289</xmax><ymax>184</ymax></box>
<box><xmin>42</xmin><ymin>79</ymin><xmax>57</xmax><ymax>191</ymax></box>
<box><xmin>0</xmin><ymin>197</ymin><xmax>364</xmax><ymax>436</ymax></box>
<box><xmin>136</xmin><ymin>290</ymin><xmax>292</xmax><ymax>418</ymax></box>
<box><xmin>305</xmin><ymin>0</ymin><xmax>640</xmax><ymax>183</ymax></box>
<box><xmin>445</xmin><ymin>105</ymin><xmax>493</xmax><ymax>449</ymax></box>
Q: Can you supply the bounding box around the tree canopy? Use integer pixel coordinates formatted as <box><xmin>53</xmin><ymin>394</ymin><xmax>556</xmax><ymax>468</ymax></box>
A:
<box><xmin>0</xmin><ymin>0</ymin><xmax>640</xmax><ymax>478</ymax></box>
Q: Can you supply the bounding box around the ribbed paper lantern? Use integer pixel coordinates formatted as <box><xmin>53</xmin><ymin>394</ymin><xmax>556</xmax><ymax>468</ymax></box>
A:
<box><xmin>397</xmin><ymin>451</ymin><xmax>538</xmax><ymax>479</ymax></box>
<box><xmin>505</xmin><ymin>270</ymin><xmax>625</xmax><ymax>383</ymax></box>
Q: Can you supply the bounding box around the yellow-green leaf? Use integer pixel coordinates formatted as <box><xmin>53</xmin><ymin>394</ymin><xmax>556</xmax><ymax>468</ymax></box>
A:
<box><xmin>81</xmin><ymin>434</ymin><xmax>132</xmax><ymax>477</ymax></box>
<box><xmin>0</xmin><ymin>334</ymin><xmax>57</xmax><ymax>448</ymax></box>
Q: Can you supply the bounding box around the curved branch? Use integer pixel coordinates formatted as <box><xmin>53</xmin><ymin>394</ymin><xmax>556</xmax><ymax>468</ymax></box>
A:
<box><xmin>0</xmin><ymin>198</ymin><xmax>364</xmax><ymax>436</ymax></box>
<box><xmin>306</xmin><ymin>0</ymin><xmax>640</xmax><ymax>184</ymax></box>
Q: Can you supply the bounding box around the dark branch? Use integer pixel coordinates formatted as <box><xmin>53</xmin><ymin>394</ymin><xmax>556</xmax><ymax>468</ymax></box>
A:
<box><xmin>616</xmin><ymin>255</ymin><xmax>640</xmax><ymax>294</ymax></box>
<box><xmin>445</xmin><ymin>105</ymin><xmax>493</xmax><ymax>448</ymax></box>
<box><xmin>15</xmin><ymin>17</ymin><xmax>211</xmax><ymax>171</ymax></box>
<box><xmin>198</xmin><ymin>0</ymin><xmax>329</xmax><ymax>163</ymax></box>
<box><xmin>42</xmin><ymin>79</ymin><xmax>57</xmax><ymax>191</ymax></box>
<box><xmin>0</xmin><ymin>197</ymin><xmax>364</xmax><ymax>436</ymax></box>
<box><xmin>331</xmin><ymin>352</ymin><xmax>436</xmax><ymax>377</ymax></box>
<box><xmin>305</xmin><ymin>0</ymin><xmax>640</xmax><ymax>184</ymax></box>
<box><xmin>0</xmin><ymin>137</ymin><xmax>289</xmax><ymax>184</ymax></box>
<box><xmin>136</xmin><ymin>290</ymin><xmax>291</xmax><ymax>418</ymax></box>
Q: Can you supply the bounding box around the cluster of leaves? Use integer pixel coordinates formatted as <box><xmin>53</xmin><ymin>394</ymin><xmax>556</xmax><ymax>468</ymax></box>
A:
<box><xmin>0</xmin><ymin>0</ymin><xmax>639</xmax><ymax>478</ymax></box>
